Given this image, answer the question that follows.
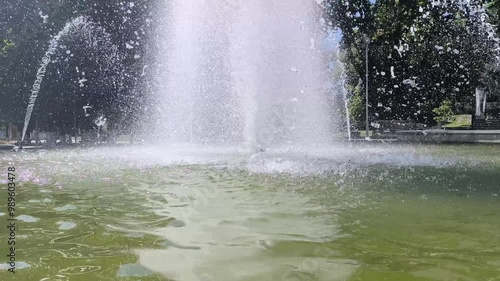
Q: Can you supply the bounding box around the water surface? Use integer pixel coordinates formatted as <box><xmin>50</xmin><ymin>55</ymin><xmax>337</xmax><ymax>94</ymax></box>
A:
<box><xmin>0</xmin><ymin>144</ymin><xmax>499</xmax><ymax>280</ymax></box>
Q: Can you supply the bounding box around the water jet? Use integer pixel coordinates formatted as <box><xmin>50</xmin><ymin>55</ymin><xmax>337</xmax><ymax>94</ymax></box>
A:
<box><xmin>21</xmin><ymin>17</ymin><xmax>119</xmax><ymax>145</ymax></box>
<box><xmin>149</xmin><ymin>0</ymin><xmax>341</xmax><ymax>147</ymax></box>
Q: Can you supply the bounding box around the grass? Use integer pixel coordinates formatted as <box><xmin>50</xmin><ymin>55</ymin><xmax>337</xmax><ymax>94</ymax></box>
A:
<box><xmin>358</xmin><ymin>130</ymin><xmax>374</xmax><ymax>137</ymax></box>
<box><xmin>444</xmin><ymin>114</ymin><xmax>472</xmax><ymax>129</ymax></box>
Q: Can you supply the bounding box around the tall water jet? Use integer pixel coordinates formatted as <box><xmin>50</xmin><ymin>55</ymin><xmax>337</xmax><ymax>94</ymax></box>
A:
<box><xmin>21</xmin><ymin>16</ymin><xmax>119</xmax><ymax>144</ymax></box>
<box><xmin>341</xmin><ymin>79</ymin><xmax>352</xmax><ymax>141</ymax></box>
<box><xmin>150</xmin><ymin>0</ymin><xmax>338</xmax><ymax>147</ymax></box>
<box><xmin>329</xmin><ymin>35</ymin><xmax>351</xmax><ymax>141</ymax></box>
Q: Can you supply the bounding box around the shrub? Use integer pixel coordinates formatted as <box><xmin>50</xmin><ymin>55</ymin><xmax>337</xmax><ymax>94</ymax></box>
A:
<box><xmin>433</xmin><ymin>100</ymin><xmax>455</xmax><ymax>125</ymax></box>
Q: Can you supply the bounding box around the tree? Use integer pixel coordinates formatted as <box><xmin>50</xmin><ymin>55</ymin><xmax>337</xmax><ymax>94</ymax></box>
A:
<box><xmin>433</xmin><ymin>99</ymin><xmax>455</xmax><ymax>127</ymax></box>
<box><xmin>325</xmin><ymin>0</ymin><xmax>498</xmax><ymax>126</ymax></box>
<box><xmin>0</xmin><ymin>0</ymin><xmax>157</xmax><ymax>137</ymax></box>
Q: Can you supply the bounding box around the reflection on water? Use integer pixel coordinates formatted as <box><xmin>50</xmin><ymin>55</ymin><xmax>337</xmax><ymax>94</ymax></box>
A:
<box><xmin>132</xmin><ymin>171</ymin><xmax>356</xmax><ymax>281</ymax></box>
<box><xmin>0</xmin><ymin>144</ymin><xmax>499</xmax><ymax>280</ymax></box>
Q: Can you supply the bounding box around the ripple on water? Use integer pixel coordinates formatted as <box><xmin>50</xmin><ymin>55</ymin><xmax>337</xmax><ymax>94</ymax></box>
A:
<box><xmin>57</xmin><ymin>221</ymin><xmax>77</xmax><ymax>230</ymax></box>
<box><xmin>58</xmin><ymin>265</ymin><xmax>101</xmax><ymax>275</ymax></box>
<box><xmin>28</xmin><ymin>198</ymin><xmax>53</xmax><ymax>203</ymax></box>
<box><xmin>168</xmin><ymin>219</ymin><xmax>186</xmax><ymax>227</ymax></box>
<box><xmin>16</xmin><ymin>215</ymin><xmax>40</xmax><ymax>222</ymax></box>
<box><xmin>0</xmin><ymin>262</ymin><xmax>30</xmax><ymax>270</ymax></box>
<box><xmin>162</xmin><ymin>239</ymin><xmax>201</xmax><ymax>250</ymax></box>
<box><xmin>116</xmin><ymin>264</ymin><xmax>155</xmax><ymax>278</ymax></box>
<box><xmin>54</xmin><ymin>204</ymin><xmax>77</xmax><ymax>211</ymax></box>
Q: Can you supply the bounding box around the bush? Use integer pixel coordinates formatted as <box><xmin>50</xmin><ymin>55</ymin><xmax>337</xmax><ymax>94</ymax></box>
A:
<box><xmin>433</xmin><ymin>100</ymin><xmax>455</xmax><ymax>125</ymax></box>
<box><xmin>348</xmin><ymin>80</ymin><xmax>365</xmax><ymax>128</ymax></box>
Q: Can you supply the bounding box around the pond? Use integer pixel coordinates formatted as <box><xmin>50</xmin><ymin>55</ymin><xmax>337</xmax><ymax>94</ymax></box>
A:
<box><xmin>0</xmin><ymin>143</ymin><xmax>499</xmax><ymax>280</ymax></box>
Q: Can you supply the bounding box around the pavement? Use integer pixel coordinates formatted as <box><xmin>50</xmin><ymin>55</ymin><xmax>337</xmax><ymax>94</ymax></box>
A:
<box><xmin>0</xmin><ymin>144</ymin><xmax>15</xmax><ymax>150</ymax></box>
<box><xmin>393</xmin><ymin>129</ymin><xmax>500</xmax><ymax>143</ymax></box>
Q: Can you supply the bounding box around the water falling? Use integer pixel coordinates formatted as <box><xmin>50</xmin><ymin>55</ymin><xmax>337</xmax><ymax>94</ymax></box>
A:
<box><xmin>330</xmin><ymin>37</ymin><xmax>351</xmax><ymax>141</ymax></box>
<box><xmin>464</xmin><ymin>1</ymin><xmax>500</xmax><ymax>67</ymax></box>
<box><xmin>21</xmin><ymin>17</ymin><xmax>119</xmax><ymax>144</ymax></box>
<box><xmin>433</xmin><ymin>0</ymin><xmax>500</xmax><ymax>66</ymax></box>
<box><xmin>150</xmin><ymin>0</ymin><xmax>338</xmax><ymax>148</ymax></box>
<box><xmin>21</xmin><ymin>17</ymin><xmax>84</xmax><ymax>143</ymax></box>
<box><xmin>341</xmin><ymin>79</ymin><xmax>352</xmax><ymax>141</ymax></box>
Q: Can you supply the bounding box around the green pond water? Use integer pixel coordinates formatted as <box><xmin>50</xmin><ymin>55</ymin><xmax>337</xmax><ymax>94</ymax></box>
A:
<box><xmin>0</xmin><ymin>144</ymin><xmax>499</xmax><ymax>281</ymax></box>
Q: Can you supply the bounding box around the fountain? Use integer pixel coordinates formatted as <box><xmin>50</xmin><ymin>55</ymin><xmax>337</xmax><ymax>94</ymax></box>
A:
<box><xmin>149</xmin><ymin>0</ymin><xmax>339</xmax><ymax>148</ymax></box>
<box><xmin>340</xmin><ymin>75</ymin><xmax>352</xmax><ymax>141</ymax></box>
<box><xmin>3</xmin><ymin>1</ymin><xmax>500</xmax><ymax>281</ymax></box>
<box><xmin>94</xmin><ymin>116</ymin><xmax>107</xmax><ymax>142</ymax></box>
<box><xmin>20</xmin><ymin>16</ymin><xmax>119</xmax><ymax>144</ymax></box>
<box><xmin>330</xmin><ymin>36</ymin><xmax>352</xmax><ymax>141</ymax></box>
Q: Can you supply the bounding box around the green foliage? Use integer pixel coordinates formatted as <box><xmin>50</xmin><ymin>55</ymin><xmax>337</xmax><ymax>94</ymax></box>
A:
<box><xmin>348</xmin><ymin>80</ymin><xmax>365</xmax><ymax>126</ymax></box>
<box><xmin>433</xmin><ymin>100</ymin><xmax>455</xmax><ymax>124</ymax></box>
<box><xmin>326</xmin><ymin>0</ymin><xmax>497</xmax><ymax>126</ymax></box>
<box><xmin>0</xmin><ymin>0</ymin><xmax>157</xmax><ymax>134</ymax></box>
<box><xmin>1</xmin><ymin>39</ymin><xmax>14</xmax><ymax>55</ymax></box>
<box><xmin>486</xmin><ymin>0</ymin><xmax>500</xmax><ymax>26</ymax></box>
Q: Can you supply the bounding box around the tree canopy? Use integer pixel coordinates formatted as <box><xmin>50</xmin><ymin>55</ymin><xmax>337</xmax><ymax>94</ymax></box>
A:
<box><xmin>2</xmin><ymin>0</ymin><xmax>500</xmax><ymax>136</ymax></box>
<box><xmin>325</xmin><ymin>0</ymin><xmax>500</xmax><ymax>126</ymax></box>
<box><xmin>0</xmin><ymin>0</ymin><xmax>158</xmax><ymax>135</ymax></box>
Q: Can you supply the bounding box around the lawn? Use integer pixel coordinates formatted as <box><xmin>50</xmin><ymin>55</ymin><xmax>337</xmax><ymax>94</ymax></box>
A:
<box><xmin>443</xmin><ymin>114</ymin><xmax>472</xmax><ymax>129</ymax></box>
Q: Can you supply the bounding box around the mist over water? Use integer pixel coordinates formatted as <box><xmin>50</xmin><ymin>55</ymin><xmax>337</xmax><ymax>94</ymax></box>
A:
<box><xmin>150</xmin><ymin>0</ymin><xmax>337</xmax><ymax>147</ymax></box>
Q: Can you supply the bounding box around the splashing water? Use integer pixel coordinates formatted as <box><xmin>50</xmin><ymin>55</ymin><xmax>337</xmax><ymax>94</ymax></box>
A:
<box><xmin>466</xmin><ymin>2</ymin><xmax>500</xmax><ymax>67</ymax></box>
<box><xmin>21</xmin><ymin>17</ymin><xmax>119</xmax><ymax>144</ymax></box>
<box><xmin>21</xmin><ymin>17</ymin><xmax>85</xmax><ymax>143</ymax></box>
<box><xmin>432</xmin><ymin>0</ymin><xmax>500</xmax><ymax>66</ymax></box>
<box><xmin>331</xmin><ymin>38</ymin><xmax>351</xmax><ymax>141</ymax></box>
<box><xmin>341</xmin><ymin>79</ymin><xmax>352</xmax><ymax>141</ymax></box>
<box><xmin>149</xmin><ymin>0</ymin><xmax>339</xmax><ymax>148</ymax></box>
